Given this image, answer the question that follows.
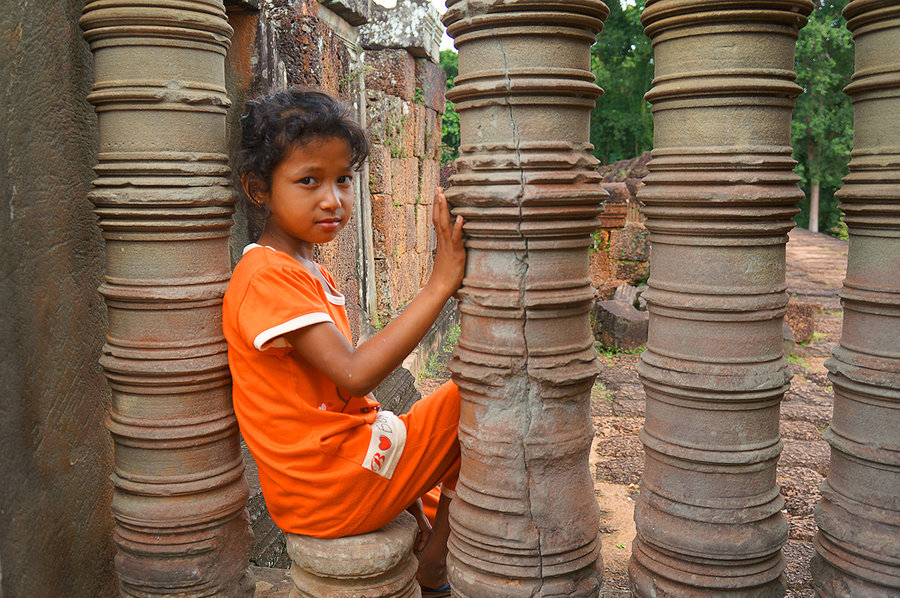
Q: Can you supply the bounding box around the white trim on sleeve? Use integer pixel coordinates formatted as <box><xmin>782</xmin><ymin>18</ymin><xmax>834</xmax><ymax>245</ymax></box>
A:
<box><xmin>253</xmin><ymin>312</ymin><xmax>334</xmax><ymax>350</ymax></box>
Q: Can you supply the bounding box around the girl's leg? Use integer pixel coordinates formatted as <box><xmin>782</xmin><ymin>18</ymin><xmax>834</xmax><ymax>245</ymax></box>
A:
<box><xmin>346</xmin><ymin>380</ymin><xmax>461</xmax><ymax>534</ymax></box>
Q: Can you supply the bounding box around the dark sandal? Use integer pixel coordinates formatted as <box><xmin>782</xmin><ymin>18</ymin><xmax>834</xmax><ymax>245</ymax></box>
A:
<box><xmin>420</xmin><ymin>583</ymin><xmax>451</xmax><ymax>597</ymax></box>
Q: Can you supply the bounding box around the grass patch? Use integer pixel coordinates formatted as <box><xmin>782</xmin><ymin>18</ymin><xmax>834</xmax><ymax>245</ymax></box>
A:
<box><xmin>597</xmin><ymin>344</ymin><xmax>646</xmax><ymax>360</ymax></box>
<box><xmin>421</xmin><ymin>323</ymin><xmax>461</xmax><ymax>379</ymax></box>
<box><xmin>799</xmin><ymin>332</ymin><xmax>827</xmax><ymax>346</ymax></box>
<box><xmin>787</xmin><ymin>353</ymin><xmax>812</xmax><ymax>371</ymax></box>
<box><xmin>592</xmin><ymin>381</ymin><xmax>613</xmax><ymax>403</ymax></box>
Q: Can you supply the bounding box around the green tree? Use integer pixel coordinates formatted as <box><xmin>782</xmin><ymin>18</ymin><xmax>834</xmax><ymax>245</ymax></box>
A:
<box><xmin>439</xmin><ymin>49</ymin><xmax>460</xmax><ymax>164</ymax></box>
<box><xmin>590</xmin><ymin>0</ymin><xmax>654</xmax><ymax>164</ymax></box>
<box><xmin>792</xmin><ymin>0</ymin><xmax>854</xmax><ymax>236</ymax></box>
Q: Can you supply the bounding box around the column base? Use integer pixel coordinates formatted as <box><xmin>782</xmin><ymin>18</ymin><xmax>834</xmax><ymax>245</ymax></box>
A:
<box><xmin>447</xmin><ymin>552</ymin><xmax>602</xmax><ymax>598</ymax></box>
<box><xmin>629</xmin><ymin>540</ymin><xmax>787</xmax><ymax>598</ymax></box>
<box><xmin>811</xmin><ymin>552</ymin><xmax>900</xmax><ymax>598</ymax></box>
<box><xmin>285</xmin><ymin>512</ymin><xmax>421</xmax><ymax>598</ymax></box>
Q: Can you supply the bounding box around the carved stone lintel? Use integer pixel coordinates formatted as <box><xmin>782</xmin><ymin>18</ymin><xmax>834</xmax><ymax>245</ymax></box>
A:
<box><xmin>80</xmin><ymin>1</ymin><xmax>254</xmax><ymax>595</ymax></box>
<box><xmin>631</xmin><ymin>1</ymin><xmax>813</xmax><ymax>596</ymax></box>
<box><xmin>285</xmin><ymin>512</ymin><xmax>420</xmax><ymax>597</ymax></box>
<box><xmin>812</xmin><ymin>2</ymin><xmax>900</xmax><ymax>596</ymax></box>
<box><xmin>442</xmin><ymin>1</ymin><xmax>609</xmax><ymax>595</ymax></box>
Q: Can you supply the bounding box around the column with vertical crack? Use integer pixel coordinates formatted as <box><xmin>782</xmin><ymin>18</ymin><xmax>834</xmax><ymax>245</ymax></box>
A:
<box><xmin>811</xmin><ymin>1</ymin><xmax>900</xmax><ymax>595</ymax></box>
<box><xmin>442</xmin><ymin>1</ymin><xmax>609</xmax><ymax>595</ymax></box>
<box><xmin>80</xmin><ymin>1</ymin><xmax>254</xmax><ymax>595</ymax></box>
<box><xmin>630</xmin><ymin>1</ymin><xmax>813</xmax><ymax>596</ymax></box>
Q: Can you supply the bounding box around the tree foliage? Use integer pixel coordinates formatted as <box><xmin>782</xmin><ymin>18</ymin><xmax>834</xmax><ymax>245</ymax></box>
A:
<box><xmin>439</xmin><ymin>49</ymin><xmax>460</xmax><ymax>164</ymax></box>
<box><xmin>791</xmin><ymin>0</ymin><xmax>854</xmax><ymax>236</ymax></box>
<box><xmin>589</xmin><ymin>0</ymin><xmax>654</xmax><ymax>164</ymax></box>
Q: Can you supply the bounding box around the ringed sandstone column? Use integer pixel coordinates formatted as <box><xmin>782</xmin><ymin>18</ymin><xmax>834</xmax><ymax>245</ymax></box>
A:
<box><xmin>80</xmin><ymin>1</ymin><xmax>254</xmax><ymax>595</ymax></box>
<box><xmin>631</xmin><ymin>1</ymin><xmax>812</xmax><ymax>596</ymax></box>
<box><xmin>442</xmin><ymin>1</ymin><xmax>609</xmax><ymax>596</ymax></box>
<box><xmin>811</xmin><ymin>1</ymin><xmax>900</xmax><ymax>596</ymax></box>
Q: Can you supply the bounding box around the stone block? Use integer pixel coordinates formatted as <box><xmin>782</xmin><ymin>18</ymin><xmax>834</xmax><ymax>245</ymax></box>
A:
<box><xmin>374</xmin><ymin>365</ymin><xmax>421</xmax><ymax>414</ymax></box>
<box><xmin>405</xmin><ymin>204</ymin><xmax>417</xmax><ymax>250</ymax></box>
<box><xmin>391</xmin><ymin>156</ymin><xmax>419</xmax><ymax>204</ymax></box>
<box><xmin>411</xmin><ymin>103</ymin><xmax>427</xmax><ymax>157</ymax></box>
<box><xmin>371</xmin><ymin>193</ymin><xmax>405</xmax><ymax>258</ymax></box>
<box><xmin>415</xmin><ymin>57</ymin><xmax>446</xmax><ymax>113</ymax></box>
<box><xmin>364</xmin><ymin>49</ymin><xmax>416</xmax><ymax>101</ymax></box>
<box><xmin>610</xmin><ymin>222</ymin><xmax>650</xmax><ymax>262</ymax></box>
<box><xmin>370</xmin><ymin>193</ymin><xmax>389</xmax><ymax>258</ymax></box>
<box><xmin>598</xmin><ymin>183</ymin><xmax>628</xmax><ymax>229</ymax></box>
<box><xmin>374</xmin><ymin>257</ymin><xmax>393</xmax><ymax>319</ymax></box>
<box><xmin>424</xmin><ymin>108</ymin><xmax>440</xmax><ymax>159</ymax></box>
<box><xmin>416</xmin><ymin>203</ymin><xmax>429</xmax><ymax>254</ymax></box>
<box><xmin>420</xmin><ymin>158</ymin><xmax>440</xmax><ymax>201</ymax></box>
<box><xmin>368</xmin><ymin>144</ymin><xmax>392</xmax><ymax>194</ymax></box>
<box><xmin>317</xmin><ymin>0</ymin><xmax>371</xmax><ymax>26</ymax></box>
<box><xmin>615</xmin><ymin>260</ymin><xmax>650</xmax><ymax>286</ymax></box>
<box><xmin>590</xmin><ymin>246</ymin><xmax>613</xmax><ymax>289</ymax></box>
<box><xmin>591</xmin><ymin>297</ymin><xmax>649</xmax><ymax>352</ymax></box>
<box><xmin>360</xmin><ymin>0</ymin><xmax>443</xmax><ymax>62</ymax></box>
<box><xmin>365</xmin><ymin>90</ymin><xmax>404</xmax><ymax>149</ymax></box>
<box><xmin>285</xmin><ymin>512</ymin><xmax>418</xmax><ymax>597</ymax></box>
<box><xmin>625</xmin><ymin>177</ymin><xmax>645</xmax><ymax>199</ymax></box>
<box><xmin>785</xmin><ymin>300</ymin><xmax>820</xmax><ymax>344</ymax></box>
<box><xmin>399</xmin><ymin>102</ymin><xmax>423</xmax><ymax>158</ymax></box>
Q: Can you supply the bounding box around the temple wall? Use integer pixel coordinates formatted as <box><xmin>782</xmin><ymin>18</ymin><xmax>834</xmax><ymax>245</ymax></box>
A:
<box><xmin>0</xmin><ymin>2</ymin><xmax>117</xmax><ymax>597</ymax></box>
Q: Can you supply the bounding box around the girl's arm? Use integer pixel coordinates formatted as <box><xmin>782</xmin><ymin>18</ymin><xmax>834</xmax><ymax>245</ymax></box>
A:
<box><xmin>282</xmin><ymin>188</ymin><xmax>465</xmax><ymax>397</ymax></box>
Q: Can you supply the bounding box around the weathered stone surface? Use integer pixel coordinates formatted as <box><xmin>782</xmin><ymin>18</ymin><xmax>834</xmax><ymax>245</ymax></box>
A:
<box><xmin>597</xmin><ymin>151</ymin><xmax>652</xmax><ymax>183</ymax></box>
<box><xmin>415</xmin><ymin>57</ymin><xmax>446</xmax><ymax>113</ymax></box>
<box><xmin>80</xmin><ymin>0</ymin><xmax>255</xmax><ymax>594</ymax></box>
<box><xmin>609</xmin><ymin>223</ymin><xmax>650</xmax><ymax>262</ymax></box>
<box><xmin>368</xmin><ymin>144</ymin><xmax>393</xmax><ymax>194</ymax></box>
<box><xmin>631</xmin><ymin>1</ymin><xmax>812</xmax><ymax>596</ymax></box>
<box><xmin>318</xmin><ymin>0</ymin><xmax>370</xmax><ymax>26</ymax></box>
<box><xmin>812</xmin><ymin>2</ymin><xmax>900</xmax><ymax>596</ymax></box>
<box><xmin>443</xmin><ymin>0</ymin><xmax>609</xmax><ymax>594</ymax></box>
<box><xmin>286</xmin><ymin>512</ymin><xmax>419</xmax><ymax>597</ymax></box>
<box><xmin>361</xmin><ymin>0</ymin><xmax>442</xmax><ymax>62</ymax></box>
<box><xmin>785</xmin><ymin>299</ymin><xmax>819</xmax><ymax>344</ymax></box>
<box><xmin>365</xmin><ymin>49</ymin><xmax>417</xmax><ymax>102</ymax></box>
<box><xmin>592</xmin><ymin>298</ymin><xmax>649</xmax><ymax>352</ymax></box>
<box><xmin>2</xmin><ymin>2</ymin><xmax>118</xmax><ymax>596</ymax></box>
<box><xmin>392</xmin><ymin>156</ymin><xmax>419</xmax><ymax>204</ymax></box>
<box><xmin>374</xmin><ymin>365</ymin><xmax>422</xmax><ymax>414</ymax></box>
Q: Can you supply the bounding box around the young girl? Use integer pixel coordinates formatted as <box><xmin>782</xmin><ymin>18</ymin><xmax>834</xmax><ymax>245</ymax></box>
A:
<box><xmin>223</xmin><ymin>88</ymin><xmax>464</xmax><ymax>594</ymax></box>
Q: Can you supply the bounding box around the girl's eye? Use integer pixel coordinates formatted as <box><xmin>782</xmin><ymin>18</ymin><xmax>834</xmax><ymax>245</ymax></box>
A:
<box><xmin>298</xmin><ymin>177</ymin><xmax>316</xmax><ymax>186</ymax></box>
<box><xmin>338</xmin><ymin>175</ymin><xmax>353</xmax><ymax>185</ymax></box>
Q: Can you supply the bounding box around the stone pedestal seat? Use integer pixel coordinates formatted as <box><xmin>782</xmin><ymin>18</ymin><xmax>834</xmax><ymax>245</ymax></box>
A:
<box><xmin>285</xmin><ymin>512</ymin><xmax>421</xmax><ymax>598</ymax></box>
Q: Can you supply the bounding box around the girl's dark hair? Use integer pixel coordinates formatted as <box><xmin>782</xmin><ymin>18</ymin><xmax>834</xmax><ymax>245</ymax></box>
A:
<box><xmin>235</xmin><ymin>87</ymin><xmax>369</xmax><ymax>209</ymax></box>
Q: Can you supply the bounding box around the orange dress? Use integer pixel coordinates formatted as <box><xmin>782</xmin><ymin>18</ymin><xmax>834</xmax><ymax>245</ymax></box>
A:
<box><xmin>223</xmin><ymin>244</ymin><xmax>459</xmax><ymax>538</ymax></box>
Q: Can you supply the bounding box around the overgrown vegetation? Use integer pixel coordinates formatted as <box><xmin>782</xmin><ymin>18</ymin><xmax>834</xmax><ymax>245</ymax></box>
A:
<box><xmin>421</xmin><ymin>323</ymin><xmax>461</xmax><ymax>378</ymax></box>
<box><xmin>439</xmin><ymin>50</ymin><xmax>460</xmax><ymax>164</ymax></box>
<box><xmin>791</xmin><ymin>0</ymin><xmax>854</xmax><ymax>236</ymax></box>
<box><xmin>596</xmin><ymin>344</ymin><xmax>646</xmax><ymax>360</ymax></box>
<box><xmin>589</xmin><ymin>0</ymin><xmax>654</xmax><ymax>164</ymax></box>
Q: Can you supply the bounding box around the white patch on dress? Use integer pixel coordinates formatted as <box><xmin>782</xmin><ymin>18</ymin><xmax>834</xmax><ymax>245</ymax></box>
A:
<box><xmin>361</xmin><ymin>410</ymin><xmax>406</xmax><ymax>480</ymax></box>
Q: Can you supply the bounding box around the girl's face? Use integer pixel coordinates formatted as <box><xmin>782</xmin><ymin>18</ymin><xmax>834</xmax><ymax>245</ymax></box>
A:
<box><xmin>258</xmin><ymin>137</ymin><xmax>355</xmax><ymax>260</ymax></box>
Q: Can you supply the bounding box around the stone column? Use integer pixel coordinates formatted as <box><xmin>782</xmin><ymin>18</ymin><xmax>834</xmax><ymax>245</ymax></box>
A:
<box><xmin>442</xmin><ymin>1</ymin><xmax>608</xmax><ymax>596</ymax></box>
<box><xmin>631</xmin><ymin>1</ymin><xmax>812</xmax><ymax>596</ymax></box>
<box><xmin>811</xmin><ymin>2</ymin><xmax>900</xmax><ymax>596</ymax></box>
<box><xmin>80</xmin><ymin>1</ymin><xmax>254</xmax><ymax>595</ymax></box>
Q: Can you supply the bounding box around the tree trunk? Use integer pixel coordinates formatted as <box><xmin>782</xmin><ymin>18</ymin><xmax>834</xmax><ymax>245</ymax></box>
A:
<box><xmin>810</xmin><ymin>178</ymin><xmax>820</xmax><ymax>233</ymax></box>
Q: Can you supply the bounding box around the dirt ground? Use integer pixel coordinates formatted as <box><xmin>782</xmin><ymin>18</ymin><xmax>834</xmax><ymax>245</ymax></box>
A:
<box><xmin>417</xmin><ymin>228</ymin><xmax>847</xmax><ymax>596</ymax></box>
